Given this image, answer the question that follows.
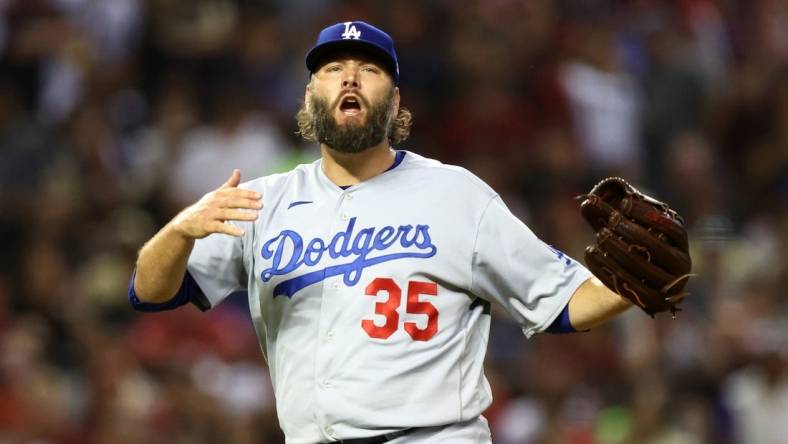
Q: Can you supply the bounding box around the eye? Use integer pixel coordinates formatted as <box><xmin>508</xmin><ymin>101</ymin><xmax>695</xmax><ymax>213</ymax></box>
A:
<box><xmin>324</xmin><ymin>64</ymin><xmax>342</xmax><ymax>73</ymax></box>
<box><xmin>362</xmin><ymin>65</ymin><xmax>381</xmax><ymax>74</ymax></box>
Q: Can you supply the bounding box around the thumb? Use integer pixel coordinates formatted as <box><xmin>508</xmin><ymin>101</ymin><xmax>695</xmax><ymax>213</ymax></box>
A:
<box><xmin>221</xmin><ymin>169</ymin><xmax>241</xmax><ymax>189</ymax></box>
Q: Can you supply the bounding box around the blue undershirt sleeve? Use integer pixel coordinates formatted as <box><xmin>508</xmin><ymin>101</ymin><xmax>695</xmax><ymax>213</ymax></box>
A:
<box><xmin>545</xmin><ymin>304</ymin><xmax>577</xmax><ymax>333</ymax></box>
<box><xmin>128</xmin><ymin>268</ymin><xmax>209</xmax><ymax>312</ymax></box>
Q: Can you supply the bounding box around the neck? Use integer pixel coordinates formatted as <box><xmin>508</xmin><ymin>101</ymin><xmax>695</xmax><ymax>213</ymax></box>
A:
<box><xmin>320</xmin><ymin>141</ymin><xmax>395</xmax><ymax>186</ymax></box>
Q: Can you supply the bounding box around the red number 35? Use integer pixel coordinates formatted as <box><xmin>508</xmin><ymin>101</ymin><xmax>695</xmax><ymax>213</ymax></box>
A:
<box><xmin>361</xmin><ymin>278</ymin><xmax>438</xmax><ymax>341</ymax></box>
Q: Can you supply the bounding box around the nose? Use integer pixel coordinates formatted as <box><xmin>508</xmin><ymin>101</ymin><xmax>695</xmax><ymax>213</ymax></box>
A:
<box><xmin>342</xmin><ymin>68</ymin><xmax>359</xmax><ymax>89</ymax></box>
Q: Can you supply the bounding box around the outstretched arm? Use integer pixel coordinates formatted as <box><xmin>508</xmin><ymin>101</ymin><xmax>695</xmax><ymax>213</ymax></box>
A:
<box><xmin>133</xmin><ymin>170</ymin><xmax>262</xmax><ymax>303</ymax></box>
<box><xmin>567</xmin><ymin>277</ymin><xmax>631</xmax><ymax>331</ymax></box>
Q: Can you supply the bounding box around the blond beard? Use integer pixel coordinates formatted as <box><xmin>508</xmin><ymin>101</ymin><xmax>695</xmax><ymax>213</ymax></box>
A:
<box><xmin>305</xmin><ymin>88</ymin><xmax>395</xmax><ymax>153</ymax></box>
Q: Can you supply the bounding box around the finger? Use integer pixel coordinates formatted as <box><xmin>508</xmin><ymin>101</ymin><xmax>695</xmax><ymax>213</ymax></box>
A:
<box><xmin>208</xmin><ymin>221</ymin><xmax>244</xmax><ymax>237</ymax></box>
<box><xmin>218</xmin><ymin>209</ymin><xmax>259</xmax><ymax>221</ymax></box>
<box><xmin>621</xmin><ymin>196</ymin><xmax>689</xmax><ymax>250</ymax></box>
<box><xmin>595</xmin><ymin>228</ymin><xmax>675</xmax><ymax>289</ymax></box>
<box><xmin>219</xmin><ymin>196</ymin><xmax>263</xmax><ymax>210</ymax></box>
<box><xmin>585</xmin><ymin>246</ymin><xmax>671</xmax><ymax>316</ymax></box>
<box><xmin>219</xmin><ymin>187</ymin><xmax>262</xmax><ymax>201</ymax></box>
<box><xmin>220</xmin><ymin>169</ymin><xmax>241</xmax><ymax>189</ymax></box>
<box><xmin>580</xmin><ymin>195</ymin><xmax>616</xmax><ymax>232</ymax></box>
<box><xmin>606</xmin><ymin>212</ymin><xmax>691</xmax><ymax>275</ymax></box>
<box><xmin>231</xmin><ymin>188</ymin><xmax>262</xmax><ymax>200</ymax></box>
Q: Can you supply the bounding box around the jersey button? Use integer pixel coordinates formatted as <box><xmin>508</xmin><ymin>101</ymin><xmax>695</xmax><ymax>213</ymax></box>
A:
<box><xmin>326</xmin><ymin>331</ymin><xmax>334</xmax><ymax>342</ymax></box>
<box><xmin>341</xmin><ymin>213</ymin><xmax>350</xmax><ymax>221</ymax></box>
<box><xmin>346</xmin><ymin>193</ymin><xmax>354</xmax><ymax>200</ymax></box>
<box><xmin>331</xmin><ymin>282</ymin><xmax>339</xmax><ymax>290</ymax></box>
<box><xmin>325</xmin><ymin>426</ymin><xmax>335</xmax><ymax>437</ymax></box>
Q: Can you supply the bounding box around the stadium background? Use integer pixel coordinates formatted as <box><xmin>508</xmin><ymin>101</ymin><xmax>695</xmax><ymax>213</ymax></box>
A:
<box><xmin>0</xmin><ymin>0</ymin><xmax>786</xmax><ymax>443</ymax></box>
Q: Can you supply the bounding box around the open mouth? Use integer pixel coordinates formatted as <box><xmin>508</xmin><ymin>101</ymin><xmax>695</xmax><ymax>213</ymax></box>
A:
<box><xmin>339</xmin><ymin>96</ymin><xmax>363</xmax><ymax>116</ymax></box>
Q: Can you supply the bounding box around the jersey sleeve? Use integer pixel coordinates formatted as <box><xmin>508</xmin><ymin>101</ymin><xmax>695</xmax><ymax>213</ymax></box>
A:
<box><xmin>186</xmin><ymin>230</ymin><xmax>247</xmax><ymax>310</ymax></box>
<box><xmin>470</xmin><ymin>196</ymin><xmax>592</xmax><ymax>338</ymax></box>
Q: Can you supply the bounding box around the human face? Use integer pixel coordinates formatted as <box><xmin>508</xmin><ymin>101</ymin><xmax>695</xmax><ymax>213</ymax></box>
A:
<box><xmin>305</xmin><ymin>55</ymin><xmax>400</xmax><ymax>152</ymax></box>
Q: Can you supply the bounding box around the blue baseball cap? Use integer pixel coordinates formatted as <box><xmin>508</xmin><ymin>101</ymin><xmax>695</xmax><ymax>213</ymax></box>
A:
<box><xmin>305</xmin><ymin>21</ymin><xmax>399</xmax><ymax>85</ymax></box>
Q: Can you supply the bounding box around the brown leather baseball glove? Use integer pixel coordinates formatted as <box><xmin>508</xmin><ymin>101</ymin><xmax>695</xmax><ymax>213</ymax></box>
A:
<box><xmin>579</xmin><ymin>177</ymin><xmax>692</xmax><ymax>317</ymax></box>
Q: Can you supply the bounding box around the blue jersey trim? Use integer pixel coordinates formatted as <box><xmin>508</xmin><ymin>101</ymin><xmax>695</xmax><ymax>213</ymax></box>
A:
<box><xmin>128</xmin><ymin>268</ymin><xmax>205</xmax><ymax>312</ymax></box>
<box><xmin>386</xmin><ymin>150</ymin><xmax>406</xmax><ymax>171</ymax></box>
<box><xmin>545</xmin><ymin>304</ymin><xmax>577</xmax><ymax>334</ymax></box>
<box><xmin>338</xmin><ymin>150</ymin><xmax>405</xmax><ymax>190</ymax></box>
<box><xmin>288</xmin><ymin>200</ymin><xmax>314</xmax><ymax>209</ymax></box>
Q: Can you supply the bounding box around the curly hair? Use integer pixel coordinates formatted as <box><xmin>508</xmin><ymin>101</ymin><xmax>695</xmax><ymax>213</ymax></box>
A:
<box><xmin>387</xmin><ymin>106</ymin><xmax>412</xmax><ymax>145</ymax></box>
<box><xmin>296</xmin><ymin>92</ymin><xmax>412</xmax><ymax>146</ymax></box>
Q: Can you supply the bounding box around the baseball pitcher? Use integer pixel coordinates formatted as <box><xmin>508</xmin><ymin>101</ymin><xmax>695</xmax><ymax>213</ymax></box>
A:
<box><xmin>130</xmin><ymin>21</ymin><xmax>691</xmax><ymax>444</ymax></box>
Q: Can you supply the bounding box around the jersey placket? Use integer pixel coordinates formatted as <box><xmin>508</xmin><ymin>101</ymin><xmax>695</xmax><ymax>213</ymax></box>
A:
<box><xmin>312</xmin><ymin>187</ymin><xmax>356</xmax><ymax>441</ymax></box>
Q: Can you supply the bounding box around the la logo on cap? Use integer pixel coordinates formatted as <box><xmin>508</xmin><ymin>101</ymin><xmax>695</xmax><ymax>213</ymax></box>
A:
<box><xmin>341</xmin><ymin>22</ymin><xmax>362</xmax><ymax>40</ymax></box>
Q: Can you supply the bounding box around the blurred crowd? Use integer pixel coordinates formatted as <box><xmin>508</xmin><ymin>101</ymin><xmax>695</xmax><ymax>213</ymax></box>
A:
<box><xmin>0</xmin><ymin>0</ymin><xmax>786</xmax><ymax>443</ymax></box>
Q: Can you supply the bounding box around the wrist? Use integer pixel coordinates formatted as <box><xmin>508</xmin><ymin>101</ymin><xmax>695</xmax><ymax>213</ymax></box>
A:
<box><xmin>165</xmin><ymin>219</ymin><xmax>197</xmax><ymax>245</ymax></box>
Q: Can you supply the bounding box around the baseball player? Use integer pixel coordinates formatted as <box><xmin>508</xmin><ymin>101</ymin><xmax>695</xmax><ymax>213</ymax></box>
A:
<box><xmin>130</xmin><ymin>21</ymin><xmax>688</xmax><ymax>444</ymax></box>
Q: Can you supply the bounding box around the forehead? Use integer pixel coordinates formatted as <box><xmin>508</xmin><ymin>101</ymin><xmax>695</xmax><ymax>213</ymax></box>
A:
<box><xmin>314</xmin><ymin>51</ymin><xmax>388</xmax><ymax>70</ymax></box>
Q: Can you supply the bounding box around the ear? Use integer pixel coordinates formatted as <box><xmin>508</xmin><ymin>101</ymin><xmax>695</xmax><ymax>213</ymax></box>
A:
<box><xmin>304</xmin><ymin>82</ymin><xmax>312</xmax><ymax>106</ymax></box>
<box><xmin>392</xmin><ymin>86</ymin><xmax>400</xmax><ymax>114</ymax></box>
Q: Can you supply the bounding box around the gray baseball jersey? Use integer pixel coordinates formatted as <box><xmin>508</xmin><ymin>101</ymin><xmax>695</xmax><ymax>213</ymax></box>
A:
<box><xmin>186</xmin><ymin>151</ymin><xmax>592</xmax><ymax>443</ymax></box>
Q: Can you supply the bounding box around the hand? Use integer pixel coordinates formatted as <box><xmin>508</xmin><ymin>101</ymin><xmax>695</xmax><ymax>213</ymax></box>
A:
<box><xmin>578</xmin><ymin>177</ymin><xmax>691</xmax><ymax>317</ymax></box>
<box><xmin>171</xmin><ymin>169</ymin><xmax>262</xmax><ymax>238</ymax></box>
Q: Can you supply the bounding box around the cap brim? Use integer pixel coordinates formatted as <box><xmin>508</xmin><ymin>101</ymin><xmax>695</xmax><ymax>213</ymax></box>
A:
<box><xmin>305</xmin><ymin>40</ymin><xmax>397</xmax><ymax>82</ymax></box>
